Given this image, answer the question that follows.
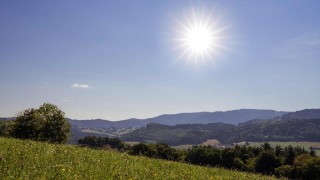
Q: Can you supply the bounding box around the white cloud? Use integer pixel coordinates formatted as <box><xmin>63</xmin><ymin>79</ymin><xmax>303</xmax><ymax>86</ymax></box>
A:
<box><xmin>71</xmin><ymin>83</ymin><xmax>90</xmax><ymax>89</ymax></box>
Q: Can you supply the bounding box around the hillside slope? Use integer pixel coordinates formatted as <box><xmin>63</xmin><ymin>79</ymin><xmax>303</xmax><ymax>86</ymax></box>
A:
<box><xmin>0</xmin><ymin>138</ymin><xmax>277</xmax><ymax>179</ymax></box>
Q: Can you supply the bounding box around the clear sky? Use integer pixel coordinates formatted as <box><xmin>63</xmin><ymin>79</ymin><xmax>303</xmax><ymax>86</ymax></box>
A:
<box><xmin>1</xmin><ymin>0</ymin><xmax>320</xmax><ymax>120</ymax></box>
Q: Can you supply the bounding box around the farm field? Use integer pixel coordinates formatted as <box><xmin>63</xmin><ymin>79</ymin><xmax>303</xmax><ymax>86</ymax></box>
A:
<box><xmin>0</xmin><ymin>137</ymin><xmax>280</xmax><ymax>179</ymax></box>
<box><xmin>249</xmin><ymin>141</ymin><xmax>320</xmax><ymax>155</ymax></box>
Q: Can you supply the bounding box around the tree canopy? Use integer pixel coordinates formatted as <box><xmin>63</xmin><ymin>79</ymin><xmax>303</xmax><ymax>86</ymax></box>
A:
<box><xmin>10</xmin><ymin>103</ymin><xmax>70</xmax><ymax>143</ymax></box>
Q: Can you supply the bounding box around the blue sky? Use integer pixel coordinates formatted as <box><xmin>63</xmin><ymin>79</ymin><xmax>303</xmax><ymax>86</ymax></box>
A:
<box><xmin>1</xmin><ymin>0</ymin><xmax>320</xmax><ymax>120</ymax></box>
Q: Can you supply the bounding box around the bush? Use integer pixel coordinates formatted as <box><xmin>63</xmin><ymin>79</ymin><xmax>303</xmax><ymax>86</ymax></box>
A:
<box><xmin>234</xmin><ymin>157</ymin><xmax>246</xmax><ymax>170</ymax></box>
<box><xmin>245</xmin><ymin>158</ymin><xmax>256</xmax><ymax>172</ymax></box>
<box><xmin>275</xmin><ymin>165</ymin><xmax>292</xmax><ymax>178</ymax></box>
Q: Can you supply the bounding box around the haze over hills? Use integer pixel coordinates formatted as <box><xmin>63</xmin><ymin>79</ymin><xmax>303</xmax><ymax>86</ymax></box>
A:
<box><xmin>68</xmin><ymin>109</ymin><xmax>287</xmax><ymax>129</ymax></box>
<box><xmin>239</xmin><ymin>109</ymin><xmax>320</xmax><ymax>126</ymax></box>
<box><xmin>122</xmin><ymin>109</ymin><xmax>320</xmax><ymax>145</ymax></box>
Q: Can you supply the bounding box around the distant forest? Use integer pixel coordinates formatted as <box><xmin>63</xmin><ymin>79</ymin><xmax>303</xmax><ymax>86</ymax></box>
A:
<box><xmin>122</xmin><ymin>119</ymin><xmax>320</xmax><ymax>145</ymax></box>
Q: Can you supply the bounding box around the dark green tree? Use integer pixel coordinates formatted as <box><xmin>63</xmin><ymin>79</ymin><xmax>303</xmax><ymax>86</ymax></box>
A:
<box><xmin>222</xmin><ymin>148</ymin><xmax>236</xmax><ymax>168</ymax></box>
<box><xmin>262</xmin><ymin>142</ymin><xmax>272</xmax><ymax>151</ymax></box>
<box><xmin>275</xmin><ymin>145</ymin><xmax>283</xmax><ymax>157</ymax></box>
<box><xmin>130</xmin><ymin>143</ymin><xmax>158</xmax><ymax>158</ymax></box>
<box><xmin>186</xmin><ymin>146</ymin><xmax>222</xmax><ymax>167</ymax></box>
<box><xmin>255</xmin><ymin>151</ymin><xmax>281</xmax><ymax>174</ymax></box>
<box><xmin>10</xmin><ymin>108</ymin><xmax>41</xmax><ymax>140</ymax></box>
<box><xmin>284</xmin><ymin>145</ymin><xmax>295</xmax><ymax>165</ymax></box>
<box><xmin>309</xmin><ymin>146</ymin><xmax>316</xmax><ymax>157</ymax></box>
<box><xmin>10</xmin><ymin>103</ymin><xmax>70</xmax><ymax>143</ymax></box>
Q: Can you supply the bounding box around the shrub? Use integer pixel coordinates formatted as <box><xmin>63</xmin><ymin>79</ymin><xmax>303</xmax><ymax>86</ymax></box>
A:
<box><xmin>275</xmin><ymin>165</ymin><xmax>292</xmax><ymax>178</ymax></box>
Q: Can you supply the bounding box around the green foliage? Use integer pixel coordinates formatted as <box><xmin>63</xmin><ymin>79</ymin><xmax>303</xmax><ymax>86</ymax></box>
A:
<box><xmin>294</xmin><ymin>156</ymin><xmax>320</xmax><ymax>179</ymax></box>
<box><xmin>186</xmin><ymin>146</ymin><xmax>222</xmax><ymax>167</ymax></box>
<box><xmin>0</xmin><ymin>120</ymin><xmax>14</xmax><ymax>137</ymax></box>
<box><xmin>255</xmin><ymin>151</ymin><xmax>281</xmax><ymax>174</ymax></box>
<box><xmin>274</xmin><ymin>165</ymin><xmax>292</xmax><ymax>178</ymax></box>
<box><xmin>284</xmin><ymin>145</ymin><xmax>295</xmax><ymax>165</ymax></box>
<box><xmin>9</xmin><ymin>103</ymin><xmax>70</xmax><ymax>143</ymax></box>
<box><xmin>234</xmin><ymin>157</ymin><xmax>246</xmax><ymax>171</ymax></box>
<box><xmin>129</xmin><ymin>143</ymin><xmax>183</xmax><ymax>161</ymax></box>
<box><xmin>261</xmin><ymin>142</ymin><xmax>273</xmax><ymax>151</ymax></box>
<box><xmin>245</xmin><ymin>157</ymin><xmax>257</xmax><ymax>171</ymax></box>
<box><xmin>0</xmin><ymin>137</ymin><xmax>276</xmax><ymax>179</ymax></box>
<box><xmin>275</xmin><ymin>145</ymin><xmax>283</xmax><ymax>157</ymax></box>
<box><xmin>78</xmin><ymin>136</ymin><xmax>128</xmax><ymax>151</ymax></box>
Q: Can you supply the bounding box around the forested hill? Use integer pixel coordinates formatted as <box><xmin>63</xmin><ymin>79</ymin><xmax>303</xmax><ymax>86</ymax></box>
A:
<box><xmin>239</xmin><ymin>109</ymin><xmax>320</xmax><ymax>126</ymax></box>
<box><xmin>281</xmin><ymin>109</ymin><xmax>320</xmax><ymax>120</ymax></box>
<box><xmin>122</xmin><ymin>118</ymin><xmax>320</xmax><ymax>146</ymax></box>
<box><xmin>68</xmin><ymin>109</ymin><xmax>286</xmax><ymax>129</ymax></box>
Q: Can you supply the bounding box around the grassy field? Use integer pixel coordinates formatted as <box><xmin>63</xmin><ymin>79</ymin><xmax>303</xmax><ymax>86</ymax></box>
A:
<box><xmin>249</xmin><ymin>141</ymin><xmax>320</xmax><ymax>155</ymax></box>
<box><xmin>0</xmin><ymin>138</ymin><xmax>280</xmax><ymax>179</ymax></box>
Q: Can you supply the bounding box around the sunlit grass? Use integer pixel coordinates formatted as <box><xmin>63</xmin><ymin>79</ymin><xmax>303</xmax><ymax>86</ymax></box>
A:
<box><xmin>0</xmin><ymin>137</ymin><xmax>280</xmax><ymax>179</ymax></box>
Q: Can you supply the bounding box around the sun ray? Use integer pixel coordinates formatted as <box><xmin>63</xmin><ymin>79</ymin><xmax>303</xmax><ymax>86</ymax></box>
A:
<box><xmin>172</xmin><ymin>8</ymin><xmax>229</xmax><ymax>66</ymax></box>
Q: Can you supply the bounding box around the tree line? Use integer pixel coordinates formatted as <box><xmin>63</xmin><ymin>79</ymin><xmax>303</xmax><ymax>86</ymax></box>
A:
<box><xmin>78</xmin><ymin>136</ymin><xmax>320</xmax><ymax>179</ymax></box>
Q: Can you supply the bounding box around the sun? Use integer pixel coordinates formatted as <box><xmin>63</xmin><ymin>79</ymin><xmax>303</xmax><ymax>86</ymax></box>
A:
<box><xmin>184</xmin><ymin>23</ymin><xmax>216</xmax><ymax>57</ymax></box>
<box><xmin>173</xmin><ymin>8</ymin><xmax>227</xmax><ymax>65</ymax></box>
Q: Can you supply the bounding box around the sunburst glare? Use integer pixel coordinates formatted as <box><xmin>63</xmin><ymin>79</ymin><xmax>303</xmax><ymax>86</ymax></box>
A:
<box><xmin>172</xmin><ymin>8</ymin><xmax>229</xmax><ymax>66</ymax></box>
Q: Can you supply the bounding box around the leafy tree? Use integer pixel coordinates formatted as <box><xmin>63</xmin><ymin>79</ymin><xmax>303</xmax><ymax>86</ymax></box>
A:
<box><xmin>37</xmin><ymin>103</ymin><xmax>71</xmax><ymax>143</ymax></box>
<box><xmin>10</xmin><ymin>103</ymin><xmax>70</xmax><ymax>143</ymax></box>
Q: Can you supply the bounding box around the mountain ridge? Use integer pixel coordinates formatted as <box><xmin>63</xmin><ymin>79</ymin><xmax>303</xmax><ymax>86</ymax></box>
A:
<box><xmin>68</xmin><ymin>109</ymin><xmax>288</xmax><ymax>129</ymax></box>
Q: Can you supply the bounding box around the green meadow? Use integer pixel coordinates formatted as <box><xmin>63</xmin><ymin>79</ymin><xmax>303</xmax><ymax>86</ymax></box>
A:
<box><xmin>0</xmin><ymin>137</ymin><xmax>279</xmax><ymax>179</ymax></box>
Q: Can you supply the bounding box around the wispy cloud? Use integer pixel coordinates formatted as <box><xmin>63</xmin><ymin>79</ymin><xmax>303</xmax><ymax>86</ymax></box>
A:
<box><xmin>71</xmin><ymin>83</ymin><xmax>90</xmax><ymax>89</ymax></box>
<box><xmin>276</xmin><ymin>32</ymin><xmax>320</xmax><ymax>59</ymax></box>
